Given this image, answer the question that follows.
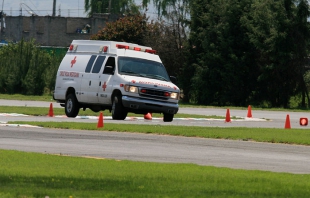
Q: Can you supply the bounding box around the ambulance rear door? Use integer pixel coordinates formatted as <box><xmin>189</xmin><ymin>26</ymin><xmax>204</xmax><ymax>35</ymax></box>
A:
<box><xmin>55</xmin><ymin>54</ymin><xmax>88</xmax><ymax>102</ymax></box>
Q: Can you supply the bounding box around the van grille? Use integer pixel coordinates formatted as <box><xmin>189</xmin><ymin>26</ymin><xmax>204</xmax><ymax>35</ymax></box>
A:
<box><xmin>139</xmin><ymin>88</ymin><xmax>169</xmax><ymax>100</ymax></box>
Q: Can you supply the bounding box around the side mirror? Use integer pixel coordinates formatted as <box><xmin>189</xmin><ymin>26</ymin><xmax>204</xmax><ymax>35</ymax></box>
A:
<box><xmin>103</xmin><ymin>66</ymin><xmax>114</xmax><ymax>75</ymax></box>
<box><xmin>170</xmin><ymin>76</ymin><xmax>177</xmax><ymax>84</ymax></box>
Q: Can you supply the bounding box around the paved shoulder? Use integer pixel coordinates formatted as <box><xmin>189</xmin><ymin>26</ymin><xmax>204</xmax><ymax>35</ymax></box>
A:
<box><xmin>0</xmin><ymin>99</ymin><xmax>60</xmax><ymax>108</ymax></box>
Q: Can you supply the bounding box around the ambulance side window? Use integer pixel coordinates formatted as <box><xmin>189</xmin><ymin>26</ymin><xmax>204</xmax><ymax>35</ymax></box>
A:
<box><xmin>92</xmin><ymin>56</ymin><xmax>106</xmax><ymax>73</ymax></box>
<box><xmin>85</xmin><ymin>55</ymin><xmax>97</xmax><ymax>73</ymax></box>
<box><xmin>103</xmin><ymin>57</ymin><xmax>115</xmax><ymax>74</ymax></box>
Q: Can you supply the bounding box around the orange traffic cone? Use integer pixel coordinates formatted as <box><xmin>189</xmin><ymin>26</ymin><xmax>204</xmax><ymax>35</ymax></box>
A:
<box><xmin>97</xmin><ymin>112</ymin><xmax>104</xmax><ymax>128</ymax></box>
<box><xmin>284</xmin><ymin>114</ymin><xmax>291</xmax><ymax>129</ymax></box>
<box><xmin>48</xmin><ymin>103</ymin><xmax>54</xmax><ymax>117</ymax></box>
<box><xmin>144</xmin><ymin>113</ymin><xmax>152</xmax><ymax>120</ymax></box>
<box><xmin>225</xmin><ymin>109</ymin><xmax>231</xmax><ymax>122</ymax></box>
<box><xmin>247</xmin><ymin>105</ymin><xmax>252</xmax><ymax>118</ymax></box>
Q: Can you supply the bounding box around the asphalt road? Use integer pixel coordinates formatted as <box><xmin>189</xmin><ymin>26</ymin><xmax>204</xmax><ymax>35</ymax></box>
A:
<box><xmin>0</xmin><ymin>99</ymin><xmax>309</xmax><ymax>128</ymax></box>
<box><xmin>1</xmin><ymin>99</ymin><xmax>310</xmax><ymax>174</ymax></box>
<box><xmin>1</xmin><ymin>126</ymin><xmax>310</xmax><ymax>174</ymax></box>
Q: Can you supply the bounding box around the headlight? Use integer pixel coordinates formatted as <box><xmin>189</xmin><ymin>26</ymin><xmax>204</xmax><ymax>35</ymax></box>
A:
<box><xmin>129</xmin><ymin>86</ymin><xmax>138</xmax><ymax>93</ymax></box>
<box><xmin>124</xmin><ymin>85</ymin><xmax>138</xmax><ymax>93</ymax></box>
<box><xmin>170</xmin><ymin>92</ymin><xmax>178</xmax><ymax>99</ymax></box>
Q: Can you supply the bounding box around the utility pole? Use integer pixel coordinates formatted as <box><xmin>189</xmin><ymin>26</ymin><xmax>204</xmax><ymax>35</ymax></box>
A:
<box><xmin>52</xmin><ymin>0</ymin><xmax>56</xmax><ymax>16</ymax></box>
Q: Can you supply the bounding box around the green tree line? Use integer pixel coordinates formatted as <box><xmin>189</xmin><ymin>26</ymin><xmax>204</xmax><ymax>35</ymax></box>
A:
<box><xmin>0</xmin><ymin>40</ymin><xmax>66</xmax><ymax>95</ymax></box>
<box><xmin>185</xmin><ymin>0</ymin><xmax>310</xmax><ymax>108</ymax></box>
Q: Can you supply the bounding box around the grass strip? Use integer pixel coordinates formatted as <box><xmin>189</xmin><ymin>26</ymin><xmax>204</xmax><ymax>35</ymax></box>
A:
<box><xmin>0</xmin><ymin>94</ymin><xmax>54</xmax><ymax>101</ymax></box>
<box><xmin>8</xmin><ymin>121</ymin><xmax>310</xmax><ymax>145</ymax></box>
<box><xmin>1</xmin><ymin>149</ymin><xmax>310</xmax><ymax>198</ymax></box>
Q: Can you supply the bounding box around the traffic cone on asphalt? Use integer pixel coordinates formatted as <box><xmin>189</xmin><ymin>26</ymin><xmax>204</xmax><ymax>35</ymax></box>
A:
<box><xmin>48</xmin><ymin>103</ymin><xmax>54</xmax><ymax>117</ymax></box>
<box><xmin>144</xmin><ymin>113</ymin><xmax>152</xmax><ymax>120</ymax></box>
<box><xmin>97</xmin><ymin>112</ymin><xmax>104</xmax><ymax>128</ymax></box>
<box><xmin>225</xmin><ymin>109</ymin><xmax>231</xmax><ymax>123</ymax></box>
<box><xmin>247</xmin><ymin>105</ymin><xmax>252</xmax><ymax>118</ymax></box>
<box><xmin>284</xmin><ymin>114</ymin><xmax>291</xmax><ymax>129</ymax></box>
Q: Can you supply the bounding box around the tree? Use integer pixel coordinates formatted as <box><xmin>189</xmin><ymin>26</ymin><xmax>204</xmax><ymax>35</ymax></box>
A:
<box><xmin>84</xmin><ymin>0</ymin><xmax>139</xmax><ymax>16</ymax></box>
<box><xmin>143</xmin><ymin>20</ymin><xmax>186</xmax><ymax>77</ymax></box>
<box><xmin>241</xmin><ymin>0</ymin><xmax>310</xmax><ymax>107</ymax></box>
<box><xmin>89</xmin><ymin>0</ymin><xmax>190</xmax><ymax>93</ymax></box>
<box><xmin>185</xmin><ymin>0</ymin><xmax>257</xmax><ymax>105</ymax></box>
<box><xmin>90</xmin><ymin>14</ymin><xmax>149</xmax><ymax>45</ymax></box>
<box><xmin>184</xmin><ymin>0</ymin><xmax>310</xmax><ymax>108</ymax></box>
<box><xmin>91</xmin><ymin>13</ymin><xmax>187</xmax><ymax>83</ymax></box>
<box><xmin>139</xmin><ymin>0</ymin><xmax>191</xmax><ymax>95</ymax></box>
<box><xmin>294</xmin><ymin>0</ymin><xmax>310</xmax><ymax>108</ymax></box>
<box><xmin>0</xmin><ymin>40</ymin><xmax>64</xmax><ymax>95</ymax></box>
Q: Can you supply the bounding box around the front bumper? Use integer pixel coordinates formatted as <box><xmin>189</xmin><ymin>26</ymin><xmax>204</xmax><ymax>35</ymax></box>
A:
<box><xmin>122</xmin><ymin>96</ymin><xmax>179</xmax><ymax>114</ymax></box>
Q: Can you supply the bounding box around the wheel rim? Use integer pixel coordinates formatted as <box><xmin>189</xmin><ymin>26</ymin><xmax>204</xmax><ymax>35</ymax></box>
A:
<box><xmin>67</xmin><ymin>99</ymin><xmax>73</xmax><ymax>113</ymax></box>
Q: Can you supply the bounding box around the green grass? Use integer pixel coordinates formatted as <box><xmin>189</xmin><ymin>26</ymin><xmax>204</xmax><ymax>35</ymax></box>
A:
<box><xmin>0</xmin><ymin>94</ymin><xmax>54</xmax><ymax>101</ymax></box>
<box><xmin>1</xmin><ymin>149</ymin><xmax>310</xmax><ymax>198</ymax></box>
<box><xmin>2</xmin><ymin>95</ymin><xmax>310</xmax><ymax>197</ymax></box>
<box><xmin>0</xmin><ymin>106</ymin><xmax>101</xmax><ymax>116</ymax></box>
<box><xmin>8</xmin><ymin>121</ymin><xmax>310</xmax><ymax>145</ymax></box>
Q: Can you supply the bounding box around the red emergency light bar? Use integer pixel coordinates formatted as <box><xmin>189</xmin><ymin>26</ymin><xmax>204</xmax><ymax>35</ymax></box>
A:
<box><xmin>116</xmin><ymin>44</ymin><xmax>129</xmax><ymax>49</ymax></box>
<box><xmin>134</xmin><ymin>47</ymin><xmax>141</xmax><ymax>51</ymax></box>
<box><xmin>103</xmin><ymin>46</ymin><xmax>108</xmax><ymax>52</ymax></box>
<box><xmin>69</xmin><ymin>44</ymin><xmax>78</xmax><ymax>51</ymax></box>
<box><xmin>145</xmin><ymin>49</ymin><xmax>156</xmax><ymax>54</ymax></box>
<box><xmin>116</xmin><ymin>44</ymin><xmax>156</xmax><ymax>54</ymax></box>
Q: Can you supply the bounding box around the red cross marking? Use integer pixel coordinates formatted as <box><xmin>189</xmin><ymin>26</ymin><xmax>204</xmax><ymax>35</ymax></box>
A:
<box><xmin>102</xmin><ymin>81</ymin><xmax>107</xmax><ymax>91</ymax></box>
<box><xmin>71</xmin><ymin>56</ymin><xmax>77</xmax><ymax>67</ymax></box>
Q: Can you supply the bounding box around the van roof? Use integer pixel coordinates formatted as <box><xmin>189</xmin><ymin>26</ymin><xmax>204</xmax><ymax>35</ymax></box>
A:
<box><xmin>68</xmin><ymin>40</ymin><xmax>155</xmax><ymax>54</ymax></box>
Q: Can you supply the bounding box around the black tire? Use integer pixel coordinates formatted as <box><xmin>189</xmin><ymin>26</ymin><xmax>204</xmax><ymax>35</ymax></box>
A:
<box><xmin>163</xmin><ymin>113</ymin><xmax>174</xmax><ymax>122</ymax></box>
<box><xmin>112</xmin><ymin>94</ymin><xmax>127</xmax><ymax>120</ymax></box>
<box><xmin>65</xmin><ymin>93</ymin><xmax>80</xmax><ymax>117</ymax></box>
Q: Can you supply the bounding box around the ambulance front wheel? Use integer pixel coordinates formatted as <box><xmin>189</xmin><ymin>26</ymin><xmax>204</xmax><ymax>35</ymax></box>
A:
<box><xmin>163</xmin><ymin>113</ymin><xmax>174</xmax><ymax>122</ymax></box>
<box><xmin>112</xmin><ymin>94</ymin><xmax>127</xmax><ymax>120</ymax></box>
<box><xmin>65</xmin><ymin>93</ymin><xmax>80</xmax><ymax>118</ymax></box>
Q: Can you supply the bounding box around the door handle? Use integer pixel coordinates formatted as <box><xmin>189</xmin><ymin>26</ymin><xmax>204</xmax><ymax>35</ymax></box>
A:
<box><xmin>89</xmin><ymin>81</ymin><xmax>91</xmax><ymax>86</ymax></box>
<box><xmin>99</xmin><ymin>81</ymin><xmax>101</xmax><ymax>86</ymax></box>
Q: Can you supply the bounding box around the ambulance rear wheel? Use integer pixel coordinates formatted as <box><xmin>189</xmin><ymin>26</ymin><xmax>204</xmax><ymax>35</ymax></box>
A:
<box><xmin>163</xmin><ymin>113</ymin><xmax>174</xmax><ymax>122</ymax></box>
<box><xmin>65</xmin><ymin>93</ymin><xmax>80</xmax><ymax>118</ymax></box>
<box><xmin>112</xmin><ymin>94</ymin><xmax>127</xmax><ymax>120</ymax></box>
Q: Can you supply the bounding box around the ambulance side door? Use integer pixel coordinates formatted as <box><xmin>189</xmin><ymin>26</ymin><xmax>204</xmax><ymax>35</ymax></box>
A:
<box><xmin>98</xmin><ymin>56</ymin><xmax>116</xmax><ymax>105</ymax></box>
<box><xmin>55</xmin><ymin>54</ymin><xmax>82</xmax><ymax>101</ymax></box>
<box><xmin>88</xmin><ymin>55</ymin><xmax>106</xmax><ymax>103</ymax></box>
<box><xmin>79</xmin><ymin>55</ymin><xmax>97</xmax><ymax>103</ymax></box>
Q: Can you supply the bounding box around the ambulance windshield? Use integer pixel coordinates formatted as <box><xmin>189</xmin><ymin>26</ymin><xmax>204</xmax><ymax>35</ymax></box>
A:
<box><xmin>118</xmin><ymin>57</ymin><xmax>170</xmax><ymax>82</ymax></box>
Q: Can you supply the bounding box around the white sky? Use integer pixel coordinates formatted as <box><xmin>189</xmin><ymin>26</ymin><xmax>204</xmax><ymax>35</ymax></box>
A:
<box><xmin>1</xmin><ymin>0</ymin><xmax>151</xmax><ymax>17</ymax></box>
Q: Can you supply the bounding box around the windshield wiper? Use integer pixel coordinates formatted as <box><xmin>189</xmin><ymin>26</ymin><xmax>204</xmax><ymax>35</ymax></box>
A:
<box><xmin>147</xmin><ymin>74</ymin><xmax>169</xmax><ymax>81</ymax></box>
<box><xmin>121</xmin><ymin>71</ymin><xmax>169</xmax><ymax>81</ymax></box>
<box><xmin>121</xmin><ymin>71</ymin><xmax>146</xmax><ymax>77</ymax></box>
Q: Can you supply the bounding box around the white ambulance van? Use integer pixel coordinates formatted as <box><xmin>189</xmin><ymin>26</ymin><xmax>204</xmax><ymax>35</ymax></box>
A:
<box><xmin>53</xmin><ymin>40</ymin><xmax>180</xmax><ymax>122</ymax></box>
